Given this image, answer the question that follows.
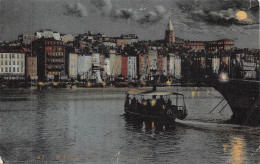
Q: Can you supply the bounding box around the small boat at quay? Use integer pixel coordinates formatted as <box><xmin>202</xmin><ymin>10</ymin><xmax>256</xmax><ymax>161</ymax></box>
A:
<box><xmin>124</xmin><ymin>88</ymin><xmax>188</xmax><ymax>121</ymax></box>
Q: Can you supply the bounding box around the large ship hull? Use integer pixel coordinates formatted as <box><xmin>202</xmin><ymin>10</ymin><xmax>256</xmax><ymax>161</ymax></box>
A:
<box><xmin>214</xmin><ymin>79</ymin><xmax>260</xmax><ymax>126</ymax></box>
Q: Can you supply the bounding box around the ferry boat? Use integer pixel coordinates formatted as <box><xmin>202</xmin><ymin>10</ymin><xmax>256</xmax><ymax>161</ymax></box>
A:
<box><xmin>124</xmin><ymin>89</ymin><xmax>188</xmax><ymax>121</ymax></box>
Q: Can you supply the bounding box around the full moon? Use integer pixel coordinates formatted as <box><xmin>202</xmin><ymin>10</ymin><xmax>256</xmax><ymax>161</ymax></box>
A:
<box><xmin>236</xmin><ymin>11</ymin><xmax>248</xmax><ymax>20</ymax></box>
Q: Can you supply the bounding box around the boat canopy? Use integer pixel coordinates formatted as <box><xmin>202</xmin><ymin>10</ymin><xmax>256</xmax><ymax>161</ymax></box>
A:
<box><xmin>142</xmin><ymin>91</ymin><xmax>172</xmax><ymax>96</ymax></box>
<box><xmin>127</xmin><ymin>89</ymin><xmax>149</xmax><ymax>95</ymax></box>
<box><xmin>127</xmin><ymin>89</ymin><xmax>183</xmax><ymax>96</ymax></box>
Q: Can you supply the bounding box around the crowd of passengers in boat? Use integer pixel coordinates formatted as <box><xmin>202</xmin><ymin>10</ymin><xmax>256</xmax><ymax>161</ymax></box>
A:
<box><xmin>125</xmin><ymin>94</ymin><xmax>181</xmax><ymax>116</ymax></box>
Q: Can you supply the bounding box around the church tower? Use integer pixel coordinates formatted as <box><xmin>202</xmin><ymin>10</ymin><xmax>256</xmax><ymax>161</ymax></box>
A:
<box><xmin>165</xmin><ymin>20</ymin><xmax>175</xmax><ymax>44</ymax></box>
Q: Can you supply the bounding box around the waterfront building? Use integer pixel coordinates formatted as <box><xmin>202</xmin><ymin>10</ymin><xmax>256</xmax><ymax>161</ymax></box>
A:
<box><xmin>148</xmin><ymin>50</ymin><xmax>158</xmax><ymax>74</ymax></box>
<box><xmin>127</xmin><ymin>56</ymin><xmax>137</xmax><ymax>81</ymax></box>
<box><xmin>122</xmin><ymin>55</ymin><xmax>128</xmax><ymax>79</ymax></box>
<box><xmin>157</xmin><ymin>52</ymin><xmax>164</xmax><ymax>75</ymax></box>
<box><xmin>163</xmin><ymin>56</ymin><xmax>168</xmax><ymax>76</ymax></box>
<box><xmin>68</xmin><ymin>53</ymin><xmax>78</xmax><ymax>79</ymax></box>
<box><xmin>138</xmin><ymin>53</ymin><xmax>148</xmax><ymax>77</ymax></box>
<box><xmin>212</xmin><ymin>57</ymin><xmax>220</xmax><ymax>74</ymax></box>
<box><xmin>77</xmin><ymin>54</ymin><xmax>92</xmax><ymax>80</ymax></box>
<box><xmin>169</xmin><ymin>53</ymin><xmax>182</xmax><ymax>79</ymax></box>
<box><xmin>26</xmin><ymin>55</ymin><xmax>37</xmax><ymax>80</ymax></box>
<box><xmin>110</xmin><ymin>54</ymin><xmax>122</xmax><ymax>76</ymax></box>
<box><xmin>32</xmin><ymin>38</ymin><xmax>65</xmax><ymax>81</ymax></box>
<box><xmin>92</xmin><ymin>53</ymin><xmax>100</xmax><ymax>67</ymax></box>
<box><xmin>0</xmin><ymin>52</ymin><xmax>25</xmax><ymax>80</ymax></box>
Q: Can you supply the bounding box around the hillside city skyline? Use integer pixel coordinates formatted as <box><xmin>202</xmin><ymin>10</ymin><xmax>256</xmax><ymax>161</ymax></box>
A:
<box><xmin>0</xmin><ymin>0</ymin><xmax>259</xmax><ymax>49</ymax></box>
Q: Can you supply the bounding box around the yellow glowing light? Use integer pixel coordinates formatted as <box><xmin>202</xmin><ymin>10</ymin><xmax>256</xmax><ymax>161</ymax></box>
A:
<box><xmin>192</xmin><ymin>91</ymin><xmax>195</xmax><ymax>98</ymax></box>
<box><xmin>236</xmin><ymin>11</ymin><xmax>247</xmax><ymax>20</ymax></box>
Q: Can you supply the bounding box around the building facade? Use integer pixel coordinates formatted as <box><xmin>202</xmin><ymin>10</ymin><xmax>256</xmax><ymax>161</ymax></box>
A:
<box><xmin>127</xmin><ymin>56</ymin><xmax>137</xmax><ymax>81</ymax></box>
<box><xmin>32</xmin><ymin>38</ymin><xmax>65</xmax><ymax>81</ymax></box>
<box><xmin>122</xmin><ymin>56</ymin><xmax>128</xmax><ymax>79</ymax></box>
<box><xmin>0</xmin><ymin>52</ymin><xmax>25</xmax><ymax>80</ymax></box>
<box><xmin>26</xmin><ymin>55</ymin><xmax>37</xmax><ymax>80</ymax></box>
<box><xmin>77</xmin><ymin>54</ymin><xmax>92</xmax><ymax>80</ymax></box>
<box><xmin>68</xmin><ymin>53</ymin><xmax>78</xmax><ymax>79</ymax></box>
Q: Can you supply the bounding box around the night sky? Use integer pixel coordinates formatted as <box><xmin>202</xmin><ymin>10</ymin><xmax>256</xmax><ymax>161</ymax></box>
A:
<box><xmin>0</xmin><ymin>0</ymin><xmax>259</xmax><ymax>48</ymax></box>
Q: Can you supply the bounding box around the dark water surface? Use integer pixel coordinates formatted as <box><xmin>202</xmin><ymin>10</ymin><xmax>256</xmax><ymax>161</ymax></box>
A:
<box><xmin>0</xmin><ymin>87</ymin><xmax>260</xmax><ymax>164</ymax></box>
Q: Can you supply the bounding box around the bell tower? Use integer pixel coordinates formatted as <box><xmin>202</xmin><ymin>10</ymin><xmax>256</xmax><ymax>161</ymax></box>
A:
<box><xmin>165</xmin><ymin>20</ymin><xmax>175</xmax><ymax>44</ymax></box>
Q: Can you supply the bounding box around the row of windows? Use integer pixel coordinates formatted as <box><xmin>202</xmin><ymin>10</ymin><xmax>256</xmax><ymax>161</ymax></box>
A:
<box><xmin>45</xmin><ymin>46</ymin><xmax>62</xmax><ymax>51</ymax></box>
<box><xmin>0</xmin><ymin>67</ymin><xmax>23</xmax><ymax>73</ymax></box>
<box><xmin>48</xmin><ymin>71</ymin><xmax>60</xmax><ymax>75</ymax></box>
<box><xmin>47</xmin><ymin>52</ymin><xmax>64</xmax><ymax>56</ymax></box>
<box><xmin>47</xmin><ymin>59</ymin><xmax>64</xmax><ymax>63</ymax></box>
<box><xmin>0</xmin><ymin>60</ymin><xmax>24</xmax><ymax>65</ymax></box>
<box><xmin>45</xmin><ymin>41</ymin><xmax>62</xmax><ymax>45</ymax></box>
<box><xmin>0</xmin><ymin>54</ymin><xmax>24</xmax><ymax>59</ymax></box>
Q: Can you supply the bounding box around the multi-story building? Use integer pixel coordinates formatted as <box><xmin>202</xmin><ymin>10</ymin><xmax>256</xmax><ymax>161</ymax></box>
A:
<box><xmin>206</xmin><ymin>39</ymin><xmax>234</xmax><ymax>51</ymax></box>
<box><xmin>32</xmin><ymin>38</ymin><xmax>65</xmax><ymax>81</ymax></box>
<box><xmin>0</xmin><ymin>52</ymin><xmax>25</xmax><ymax>80</ymax></box>
<box><xmin>169</xmin><ymin>53</ymin><xmax>182</xmax><ymax>79</ymax></box>
<box><xmin>26</xmin><ymin>55</ymin><xmax>37</xmax><ymax>80</ymax></box>
<box><xmin>19</xmin><ymin>33</ymin><xmax>36</xmax><ymax>45</ymax></box>
<box><xmin>122</xmin><ymin>55</ymin><xmax>128</xmax><ymax>79</ymax></box>
<box><xmin>127</xmin><ymin>56</ymin><xmax>137</xmax><ymax>81</ymax></box>
<box><xmin>148</xmin><ymin>50</ymin><xmax>158</xmax><ymax>74</ymax></box>
<box><xmin>116</xmin><ymin>34</ymin><xmax>138</xmax><ymax>47</ymax></box>
<box><xmin>157</xmin><ymin>52</ymin><xmax>164</xmax><ymax>75</ymax></box>
<box><xmin>163</xmin><ymin>56</ymin><xmax>168</xmax><ymax>76</ymax></box>
<box><xmin>77</xmin><ymin>54</ymin><xmax>92</xmax><ymax>80</ymax></box>
<box><xmin>35</xmin><ymin>30</ymin><xmax>61</xmax><ymax>40</ymax></box>
<box><xmin>183</xmin><ymin>41</ymin><xmax>206</xmax><ymax>51</ymax></box>
<box><xmin>68</xmin><ymin>53</ymin><xmax>78</xmax><ymax>79</ymax></box>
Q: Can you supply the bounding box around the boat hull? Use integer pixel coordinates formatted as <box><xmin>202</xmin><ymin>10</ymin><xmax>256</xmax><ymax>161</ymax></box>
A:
<box><xmin>124</xmin><ymin>108</ymin><xmax>177</xmax><ymax>121</ymax></box>
<box><xmin>214</xmin><ymin>79</ymin><xmax>260</xmax><ymax>125</ymax></box>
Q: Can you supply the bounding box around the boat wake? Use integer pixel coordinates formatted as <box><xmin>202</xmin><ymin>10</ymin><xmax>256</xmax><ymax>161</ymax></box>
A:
<box><xmin>175</xmin><ymin>119</ymin><xmax>260</xmax><ymax>136</ymax></box>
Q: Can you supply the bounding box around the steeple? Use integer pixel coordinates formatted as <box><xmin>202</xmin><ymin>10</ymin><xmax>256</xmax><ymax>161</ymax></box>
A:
<box><xmin>169</xmin><ymin>20</ymin><xmax>174</xmax><ymax>31</ymax></box>
<box><xmin>165</xmin><ymin>19</ymin><xmax>175</xmax><ymax>44</ymax></box>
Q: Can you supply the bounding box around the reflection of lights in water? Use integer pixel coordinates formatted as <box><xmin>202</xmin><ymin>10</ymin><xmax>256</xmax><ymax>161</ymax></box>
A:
<box><xmin>197</xmin><ymin>91</ymin><xmax>200</xmax><ymax>97</ymax></box>
<box><xmin>151</xmin><ymin>99</ymin><xmax>156</xmax><ymax>106</ymax></box>
<box><xmin>223</xmin><ymin>144</ymin><xmax>228</xmax><ymax>152</ymax></box>
<box><xmin>192</xmin><ymin>91</ymin><xmax>195</xmax><ymax>98</ymax></box>
<box><xmin>142</xmin><ymin>121</ymin><xmax>146</xmax><ymax>132</ymax></box>
<box><xmin>230</xmin><ymin>137</ymin><xmax>246</xmax><ymax>164</ymax></box>
<box><xmin>219</xmin><ymin>72</ymin><xmax>229</xmax><ymax>82</ymax></box>
<box><xmin>207</xmin><ymin>89</ymin><xmax>210</xmax><ymax>95</ymax></box>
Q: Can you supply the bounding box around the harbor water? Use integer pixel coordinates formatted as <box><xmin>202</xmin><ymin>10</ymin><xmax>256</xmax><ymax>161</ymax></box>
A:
<box><xmin>0</xmin><ymin>87</ymin><xmax>260</xmax><ymax>163</ymax></box>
